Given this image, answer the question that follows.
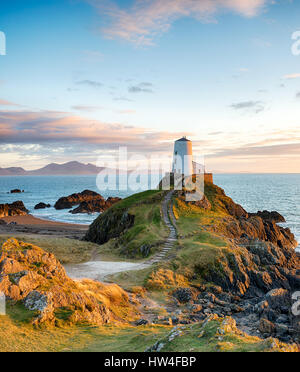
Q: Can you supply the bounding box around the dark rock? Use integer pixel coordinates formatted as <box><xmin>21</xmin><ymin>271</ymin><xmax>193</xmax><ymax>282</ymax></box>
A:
<box><xmin>54</xmin><ymin>190</ymin><xmax>104</xmax><ymax>210</ymax></box>
<box><xmin>85</xmin><ymin>208</ymin><xmax>135</xmax><ymax>245</ymax></box>
<box><xmin>140</xmin><ymin>244</ymin><xmax>151</xmax><ymax>257</ymax></box>
<box><xmin>70</xmin><ymin>199</ymin><xmax>106</xmax><ymax>214</ymax></box>
<box><xmin>136</xmin><ymin>319</ymin><xmax>149</xmax><ymax>326</ymax></box>
<box><xmin>173</xmin><ymin>288</ymin><xmax>192</xmax><ymax>303</ymax></box>
<box><xmin>275</xmin><ymin>323</ymin><xmax>289</xmax><ymax>337</ymax></box>
<box><xmin>10</xmin><ymin>189</ymin><xmax>23</xmax><ymax>194</ymax></box>
<box><xmin>265</xmin><ymin>288</ymin><xmax>290</xmax><ymax>311</ymax></box>
<box><xmin>0</xmin><ymin>219</ymin><xmax>7</xmax><ymax>225</ymax></box>
<box><xmin>249</xmin><ymin>210</ymin><xmax>286</xmax><ymax>223</ymax></box>
<box><xmin>106</xmin><ymin>197</ymin><xmax>122</xmax><ymax>207</ymax></box>
<box><xmin>34</xmin><ymin>202</ymin><xmax>51</xmax><ymax>210</ymax></box>
<box><xmin>0</xmin><ymin>201</ymin><xmax>29</xmax><ymax>218</ymax></box>
<box><xmin>259</xmin><ymin>318</ymin><xmax>275</xmax><ymax>335</ymax></box>
<box><xmin>70</xmin><ymin>196</ymin><xmax>122</xmax><ymax>214</ymax></box>
<box><xmin>261</xmin><ymin>308</ymin><xmax>278</xmax><ymax>323</ymax></box>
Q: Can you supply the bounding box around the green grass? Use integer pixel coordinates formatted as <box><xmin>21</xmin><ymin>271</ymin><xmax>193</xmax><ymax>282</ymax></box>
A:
<box><xmin>0</xmin><ymin>302</ymin><xmax>170</xmax><ymax>352</ymax></box>
<box><xmin>94</xmin><ymin>189</ymin><xmax>168</xmax><ymax>259</ymax></box>
<box><xmin>106</xmin><ymin>267</ymin><xmax>155</xmax><ymax>290</ymax></box>
<box><xmin>149</xmin><ymin>319</ymin><xmax>296</xmax><ymax>352</ymax></box>
<box><xmin>157</xmin><ymin>321</ymin><xmax>261</xmax><ymax>352</ymax></box>
<box><xmin>112</xmin><ymin>190</ymin><xmax>163</xmax><ymax>210</ymax></box>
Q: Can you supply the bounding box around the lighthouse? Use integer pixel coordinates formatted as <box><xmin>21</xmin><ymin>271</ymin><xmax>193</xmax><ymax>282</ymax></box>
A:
<box><xmin>172</xmin><ymin>137</ymin><xmax>193</xmax><ymax>176</ymax></box>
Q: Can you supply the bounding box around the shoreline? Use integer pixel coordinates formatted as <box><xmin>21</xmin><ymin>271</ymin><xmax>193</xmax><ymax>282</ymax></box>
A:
<box><xmin>0</xmin><ymin>214</ymin><xmax>89</xmax><ymax>240</ymax></box>
<box><xmin>1</xmin><ymin>214</ymin><xmax>88</xmax><ymax>228</ymax></box>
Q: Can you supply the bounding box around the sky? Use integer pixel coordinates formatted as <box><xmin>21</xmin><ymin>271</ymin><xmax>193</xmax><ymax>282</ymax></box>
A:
<box><xmin>0</xmin><ymin>0</ymin><xmax>300</xmax><ymax>173</ymax></box>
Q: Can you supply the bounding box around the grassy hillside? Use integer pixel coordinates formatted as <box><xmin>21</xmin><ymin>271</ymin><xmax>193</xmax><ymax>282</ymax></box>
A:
<box><xmin>146</xmin><ymin>316</ymin><xmax>298</xmax><ymax>352</ymax></box>
<box><xmin>0</xmin><ymin>302</ymin><xmax>169</xmax><ymax>352</ymax></box>
<box><xmin>86</xmin><ymin>190</ymin><xmax>169</xmax><ymax>258</ymax></box>
<box><xmin>0</xmin><ymin>234</ymin><xmax>97</xmax><ymax>264</ymax></box>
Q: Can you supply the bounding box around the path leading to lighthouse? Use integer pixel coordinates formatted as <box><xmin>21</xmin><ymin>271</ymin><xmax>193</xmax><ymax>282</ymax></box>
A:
<box><xmin>65</xmin><ymin>190</ymin><xmax>178</xmax><ymax>282</ymax></box>
<box><xmin>145</xmin><ymin>190</ymin><xmax>177</xmax><ymax>265</ymax></box>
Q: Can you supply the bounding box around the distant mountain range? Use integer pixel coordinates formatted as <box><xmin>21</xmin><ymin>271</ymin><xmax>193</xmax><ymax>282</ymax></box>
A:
<box><xmin>0</xmin><ymin>161</ymin><xmax>114</xmax><ymax>176</ymax></box>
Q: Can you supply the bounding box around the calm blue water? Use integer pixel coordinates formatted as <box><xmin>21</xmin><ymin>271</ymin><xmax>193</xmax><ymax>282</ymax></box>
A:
<box><xmin>0</xmin><ymin>175</ymin><xmax>135</xmax><ymax>225</ymax></box>
<box><xmin>0</xmin><ymin>174</ymin><xmax>299</xmax><ymax>249</ymax></box>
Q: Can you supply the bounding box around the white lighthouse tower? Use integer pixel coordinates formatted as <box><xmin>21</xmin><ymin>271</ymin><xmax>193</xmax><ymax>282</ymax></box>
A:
<box><xmin>172</xmin><ymin>137</ymin><xmax>193</xmax><ymax>176</ymax></box>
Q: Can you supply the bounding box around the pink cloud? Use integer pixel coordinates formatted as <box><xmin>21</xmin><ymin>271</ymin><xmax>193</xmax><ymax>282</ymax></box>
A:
<box><xmin>0</xmin><ymin>99</ymin><xmax>19</xmax><ymax>106</ymax></box>
<box><xmin>0</xmin><ymin>109</ymin><xmax>190</xmax><ymax>152</ymax></box>
<box><xmin>88</xmin><ymin>0</ymin><xmax>270</xmax><ymax>45</ymax></box>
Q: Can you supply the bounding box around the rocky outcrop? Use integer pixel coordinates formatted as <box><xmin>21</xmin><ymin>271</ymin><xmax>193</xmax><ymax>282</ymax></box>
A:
<box><xmin>196</xmin><ymin>238</ymin><xmax>299</xmax><ymax>298</ymax></box>
<box><xmin>177</xmin><ymin>191</ymin><xmax>212</xmax><ymax>210</ymax></box>
<box><xmin>34</xmin><ymin>202</ymin><xmax>51</xmax><ymax>210</ymax></box>
<box><xmin>70</xmin><ymin>197</ymin><xmax>121</xmax><ymax>214</ymax></box>
<box><xmin>249</xmin><ymin>210</ymin><xmax>286</xmax><ymax>223</ymax></box>
<box><xmin>10</xmin><ymin>189</ymin><xmax>24</xmax><ymax>194</ymax></box>
<box><xmin>0</xmin><ymin>201</ymin><xmax>29</xmax><ymax>218</ymax></box>
<box><xmin>54</xmin><ymin>190</ymin><xmax>104</xmax><ymax>210</ymax></box>
<box><xmin>0</xmin><ymin>238</ymin><xmax>137</xmax><ymax>326</ymax></box>
<box><xmin>85</xmin><ymin>208</ymin><xmax>135</xmax><ymax>245</ymax></box>
<box><xmin>217</xmin><ymin>215</ymin><xmax>297</xmax><ymax>250</ymax></box>
<box><xmin>174</xmin><ymin>183</ymin><xmax>299</xmax><ymax>301</ymax></box>
<box><xmin>145</xmin><ymin>313</ymin><xmax>298</xmax><ymax>352</ymax></box>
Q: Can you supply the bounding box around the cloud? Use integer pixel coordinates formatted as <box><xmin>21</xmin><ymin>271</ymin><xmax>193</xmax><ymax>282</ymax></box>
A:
<box><xmin>113</xmin><ymin>96</ymin><xmax>134</xmax><ymax>102</ymax></box>
<box><xmin>296</xmin><ymin>92</ymin><xmax>300</xmax><ymax>99</ymax></box>
<box><xmin>208</xmin><ymin>142</ymin><xmax>300</xmax><ymax>159</ymax></box>
<box><xmin>230</xmin><ymin>100</ymin><xmax>265</xmax><ymax>114</ymax></box>
<box><xmin>76</xmin><ymin>80</ymin><xmax>103</xmax><ymax>88</ymax></box>
<box><xmin>0</xmin><ymin>109</ymin><xmax>188</xmax><ymax>153</ymax></box>
<box><xmin>283</xmin><ymin>73</ymin><xmax>300</xmax><ymax>80</ymax></box>
<box><xmin>87</xmin><ymin>0</ymin><xmax>270</xmax><ymax>45</ymax></box>
<box><xmin>0</xmin><ymin>99</ymin><xmax>19</xmax><ymax>106</ymax></box>
<box><xmin>128</xmin><ymin>82</ymin><xmax>154</xmax><ymax>93</ymax></box>
<box><xmin>71</xmin><ymin>105</ymin><xmax>136</xmax><ymax>114</ymax></box>
<box><xmin>71</xmin><ymin>105</ymin><xmax>105</xmax><ymax>111</ymax></box>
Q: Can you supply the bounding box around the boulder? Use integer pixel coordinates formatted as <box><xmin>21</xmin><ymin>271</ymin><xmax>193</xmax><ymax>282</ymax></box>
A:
<box><xmin>173</xmin><ymin>288</ymin><xmax>193</xmax><ymax>303</ymax></box>
<box><xmin>0</xmin><ymin>238</ymin><xmax>136</xmax><ymax>326</ymax></box>
<box><xmin>70</xmin><ymin>197</ymin><xmax>122</xmax><ymax>214</ymax></box>
<box><xmin>34</xmin><ymin>202</ymin><xmax>51</xmax><ymax>210</ymax></box>
<box><xmin>54</xmin><ymin>190</ymin><xmax>104</xmax><ymax>210</ymax></box>
<box><xmin>136</xmin><ymin>319</ymin><xmax>149</xmax><ymax>326</ymax></box>
<box><xmin>10</xmin><ymin>189</ymin><xmax>23</xmax><ymax>194</ymax></box>
<box><xmin>265</xmin><ymin>288</ymin><xmax>290</xmax><ymax>312</ymax></box>
<box><xmin>0</xmin><ymin>201</ymin><xmax>29</xmax><ymax>218</ymax></box>
<box><xmin>259</xmin><ymin>318</ymin><xmax>276</xmax><ymax>335</ymax></box>
<box><xmin>85</xmin><ymin>208</ymin><xmax>135</xmax><ymax>245</ymax></box>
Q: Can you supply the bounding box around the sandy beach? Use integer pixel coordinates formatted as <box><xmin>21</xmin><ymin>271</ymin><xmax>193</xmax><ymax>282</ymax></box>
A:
<box><xmin>0</xmin><ymin>214</ymin><xmax>88</xmax><ymax>239</ymax></box>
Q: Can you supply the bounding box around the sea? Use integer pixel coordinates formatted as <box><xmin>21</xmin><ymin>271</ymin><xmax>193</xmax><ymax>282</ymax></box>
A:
<box><xmin>0</xmin><ymin>174</ymin><xmax>299</xmax><ymax>250</ymax></box>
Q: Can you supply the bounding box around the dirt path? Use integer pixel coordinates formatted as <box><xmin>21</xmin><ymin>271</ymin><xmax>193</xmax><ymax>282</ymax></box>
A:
<box><xmin>65</xmin><ymin>191</ymin><xmax>178</xmax><ymax>282</ymax></box>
